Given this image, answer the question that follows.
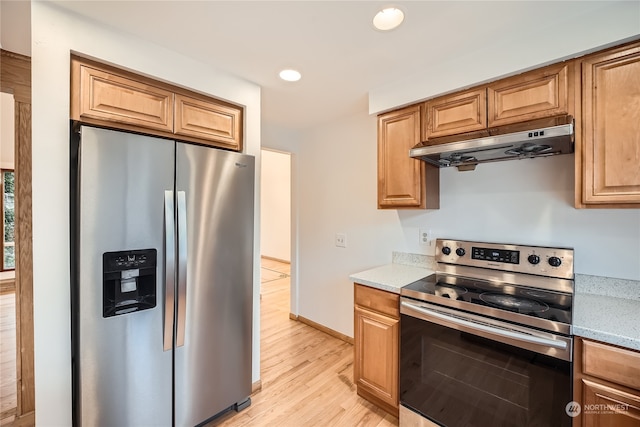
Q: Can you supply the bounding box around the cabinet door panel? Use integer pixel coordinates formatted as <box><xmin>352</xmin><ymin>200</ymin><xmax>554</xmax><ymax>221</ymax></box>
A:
<box><xmin>424</xmin><ymin>88</ymin><xmax>486</xmax><ymax>139</ymax></box>
<box><xmin>76</xmin><ymin>64</ymin><xmax>173</xmax><ymax>132</ymax></box>
<box><xmin>354</xmin><ymin>306</ymin><xmax>399</xmax><ymax>410</ymax></box>
<box><xmin>378</xmin><ymin>105</ymin><xmax>438</xmax><ymax>209</ymax></box>
<box><xmin>175</xmin><ymin>94</ymin><xmax>242</xmax><ymax>151</ymax></box>
<box><xmin>582</xmin><ymin>44</ymin><xmax>640</xmax><ymax>205</ymax></box>
<box><xmin>488</xmin><ymin>63</ymin><xmax>570</xmax><ymax>127</ymax></box>
<box><xmin>581</xmin><ymin>379</ymin><xmax>640</xmax><ymax>427</ymax></box>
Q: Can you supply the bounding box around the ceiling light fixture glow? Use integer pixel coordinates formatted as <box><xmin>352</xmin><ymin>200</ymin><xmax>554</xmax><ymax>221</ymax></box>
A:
<box><xmin>373</xmin><ymin>7</ymin><xmax>405</xmax><ymax>31</ymax></box>
<box><xmin>279</xmin><ymin>69</ymin><xmax>302</xmax><ymax>82</ymax></box>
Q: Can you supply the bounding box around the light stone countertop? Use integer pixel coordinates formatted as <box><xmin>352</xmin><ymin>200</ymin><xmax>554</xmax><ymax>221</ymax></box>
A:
<box><xmin>573</xmin><ymin>274</ymin><xmax>640</xmax><ymax>351</ymax></box>
<box><xmin>350</xmin><ymin>257</ymin><xmax>640</xmax><ymax>351</ymax></box>
<box><xmin>349</xmin><ymin>263</ymin><xmax>434</xmax><ymax>294</ymax></box>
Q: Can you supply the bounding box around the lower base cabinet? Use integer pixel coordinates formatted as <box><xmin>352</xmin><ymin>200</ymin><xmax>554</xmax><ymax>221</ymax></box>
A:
<box><xmin>353</xmin><ymin>284</ymin><xmax>399</xmax><ymax>417</ymax></box>
<box><xmin>573</xmin><ymin>338</ymin><xmax>640</xmax><ymax>426</ymax></box>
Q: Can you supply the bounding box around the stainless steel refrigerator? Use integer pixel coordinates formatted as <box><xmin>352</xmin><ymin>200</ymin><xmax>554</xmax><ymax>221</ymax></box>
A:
<box><xmin>70</xmin><ymin>125</ymin><xmax>254</xmax><ymax>426</ymax></box>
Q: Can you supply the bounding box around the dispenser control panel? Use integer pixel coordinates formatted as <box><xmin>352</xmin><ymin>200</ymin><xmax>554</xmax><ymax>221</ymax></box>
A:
<box><xmin>105</xmin><ymin>250</ymin><xmax>155</xmax><ymax>270</ymax></box>
<box><xmin>102</xmin><ymin>249</ymin><xmax>157</xmax><ymax>318</ymax></box>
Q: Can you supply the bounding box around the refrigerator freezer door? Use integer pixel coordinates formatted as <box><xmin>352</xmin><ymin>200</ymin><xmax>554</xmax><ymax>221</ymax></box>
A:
<box><xmin>76</xmin><ymin>126</ymin><xmax>174</xmax><ymax>426</ymax></box>
<box><xmin>174</xmin><ymin>143</ymin><xmax>255</xmax><ymax>426</ymax></box>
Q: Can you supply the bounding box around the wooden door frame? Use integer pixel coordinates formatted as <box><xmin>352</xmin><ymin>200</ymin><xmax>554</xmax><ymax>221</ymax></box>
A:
<box><xmin>1</xmin><ymin>48</ymin><xmax>35</xmax><ymax>427</ymax></box>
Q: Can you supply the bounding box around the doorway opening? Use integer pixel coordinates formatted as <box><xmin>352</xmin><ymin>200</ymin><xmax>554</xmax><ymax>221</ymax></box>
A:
<box><xmin>259</xmin><ymin>149</ymin><xmax>292</xmax><ymax>316</ymax></box>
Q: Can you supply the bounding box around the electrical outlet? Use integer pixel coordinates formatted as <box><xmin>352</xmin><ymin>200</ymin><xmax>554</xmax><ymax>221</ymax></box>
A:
<box><xmin>419</xmin><ymin>228</ymin><xmax>432</xmax><ymax>247</ymax></box>
<box><xmin>335</xmin><ymin>233</ymin><xmax>347</xmax><ymax>248</ymax></box>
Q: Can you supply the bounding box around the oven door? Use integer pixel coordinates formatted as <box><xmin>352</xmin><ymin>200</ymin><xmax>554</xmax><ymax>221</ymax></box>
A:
<box><xmin>400</xmin><ymin>298</ymin><xmax>573</xmax><ymax>427</ymax></box>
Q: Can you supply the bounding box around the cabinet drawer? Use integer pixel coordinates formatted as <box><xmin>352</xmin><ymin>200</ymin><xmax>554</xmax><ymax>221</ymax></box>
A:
<box><xmin>582</xmin><ymin>339</ymin><xmax>640</xmax><ymax>391</ymax></box>
<box><xmin>75</xmin><ymin>64</ymin><xmax>173</xmax><ymax>133</ymax></box>
<box><xmin>354</xmin><ymin>284</ymin><xmax>399</xmax><ymax>318</ymax></box>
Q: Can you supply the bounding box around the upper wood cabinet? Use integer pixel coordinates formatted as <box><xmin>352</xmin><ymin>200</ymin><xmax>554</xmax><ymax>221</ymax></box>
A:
<box><xmin>422</xmin><ymin>63</ymin><xmax>572</xmax><ymax>142</ymax></box>
<box><xmin>576</xmin><ymin>41</ymin><xmax>640</xmax><ymax>208</ymax></box>
<box><xmin>488</xmin><ymin>62</ymin><xmax>571</xmax><ymax>127</ymax></box>
<box><xmin>378</xmin><ymin>105</ymin><xmax>439</xmax><ymax>209</ymax></box>
<box><xmin>71</xmin><ymin>55</ymin><xmax>243</xmax><ymax>151</ymax></box>
<box><xmin>73</xmin><ymin>62</ymin><xmax>174</xmax><ymax>133</ymax></box>
<box><xmin>174</xmin><ymin>94</ymin><xmax>242</xmax><ymax>151</ymax></box>
<box><xmin>423</xmin><ymin>88</ymin><xmax>487</xmax><ymax>139</ymax></box>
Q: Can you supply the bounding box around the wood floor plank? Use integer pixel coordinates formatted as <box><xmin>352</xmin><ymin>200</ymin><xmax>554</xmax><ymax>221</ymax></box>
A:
<box><xmin>206</xmin><ymin>260</ymin><xmax>398</xmax><ymax>427</ymax></box>
<box><xmin>0</xmin><ymin>293</ymin><xmax>17</xmax><ymax>418</ymax></box>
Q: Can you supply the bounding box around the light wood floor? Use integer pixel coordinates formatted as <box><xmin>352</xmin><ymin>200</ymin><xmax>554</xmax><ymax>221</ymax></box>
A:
<box><xmin>0</xmin><ymin>292</ymin><xmax>17</xmax><ymax>422</ymax></box>
<box><xmin>207</xmin><ymin>259</ymin><xmax>398</xmax><ymax>427</ymax></box>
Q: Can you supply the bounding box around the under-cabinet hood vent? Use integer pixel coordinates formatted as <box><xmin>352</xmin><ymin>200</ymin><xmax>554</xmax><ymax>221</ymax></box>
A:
<box><xmin>410</xmin><ymin>118</ymin><xmax>574</xmax><ymax>171</ymax></box>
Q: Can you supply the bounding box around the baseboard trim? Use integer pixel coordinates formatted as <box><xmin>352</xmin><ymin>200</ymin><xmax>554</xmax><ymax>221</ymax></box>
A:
<box><xmin>260</xmin><ymin>255</ymin><xmax>290</xmax><ymax>264</ymax></box>
<box><xmin>2</xmin><ymin>410</ymin><xmax>35</xmax><ymax>427</ymax></box>
<box><xmin>295</xmin><ymin>314</ymin><xmax>354</xmax><ymax>345</ymax></box>
<box><xmin>251</xmin><ymin>380</ymin><xmax>262</xmax><ymax>394</ymax></box>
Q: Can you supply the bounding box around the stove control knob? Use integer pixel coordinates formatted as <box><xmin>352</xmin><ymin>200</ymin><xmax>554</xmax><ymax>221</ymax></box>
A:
<box><xmin>548</xmin><ymin>256</ymin><xmax>562</xmax><ymax>267</ymax></box>
<box><xmin>456</xmin><ymin>248</ymin><xmax>466</xmax><ymax>257</ymax></box>
<box><xmin>441</xmin><ymin>246</ymin><xmax>451</xmax><ymax>255</ymax></box>
<box><xmin>527</xmin><ymin>254</ymin><xmax>540</xmax><ymax>265</ymax></box>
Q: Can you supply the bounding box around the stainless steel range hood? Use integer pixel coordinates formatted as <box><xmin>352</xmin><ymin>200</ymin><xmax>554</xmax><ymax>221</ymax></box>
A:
<box><xmin>410</xmin><ymin>121</ymin><xmax>574</xmax><ymax>171</ymax></box>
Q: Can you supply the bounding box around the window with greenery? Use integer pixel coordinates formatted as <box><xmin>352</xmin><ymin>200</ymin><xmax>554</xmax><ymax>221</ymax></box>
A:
<box><xmin>2</xmin><ymin>170</ymin><xmax>15</xmax><ymax>271</ymax></box>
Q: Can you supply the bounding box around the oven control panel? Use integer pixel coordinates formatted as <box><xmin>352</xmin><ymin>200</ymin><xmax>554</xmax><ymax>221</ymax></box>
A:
<box><xmin>436</xmin><ymin>239</ymin><xmax>574</xmax><ymax>279</ymax></box>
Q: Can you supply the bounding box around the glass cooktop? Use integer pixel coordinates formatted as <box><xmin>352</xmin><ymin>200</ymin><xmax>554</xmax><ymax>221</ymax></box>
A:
<box><xmin>401</xmin><ymin>273</ymin><xmax>572</xmax><ymax>331</ymax></box>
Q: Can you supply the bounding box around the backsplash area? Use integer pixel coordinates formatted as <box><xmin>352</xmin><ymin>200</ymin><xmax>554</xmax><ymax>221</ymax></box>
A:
<box><xmin>576</xmin><ymin>274</ymin><xmax>640</xmax><ymax>300</ymax></box>
<box><xmin>392</xmin><ymin>252</ymin><xmax>436</xmax><ymax>270</ymax></box>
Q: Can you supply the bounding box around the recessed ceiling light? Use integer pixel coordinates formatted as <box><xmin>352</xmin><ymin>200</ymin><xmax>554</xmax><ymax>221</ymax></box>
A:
<box><xmin>279</xmin><ymin>69</ymin><xmax>302</xmax><ymax>82</ymax></box>
<box><xmin>373</xmin><ymin>7</ymin><xmax>405</xmax><ymax>31</ymax></box>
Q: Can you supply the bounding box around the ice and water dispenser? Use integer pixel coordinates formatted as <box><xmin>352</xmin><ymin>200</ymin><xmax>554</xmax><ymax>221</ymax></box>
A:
<box><xmin>102</xmin><ymin>249</ymin><xmax>157</xmax><ymax>317</ymax></box>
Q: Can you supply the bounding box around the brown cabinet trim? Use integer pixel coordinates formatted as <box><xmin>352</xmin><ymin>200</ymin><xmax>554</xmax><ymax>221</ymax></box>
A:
<box><xmin>0</xmin><ymin>48</ymin><xmax>35</xmax><ymax>426</ymax></box>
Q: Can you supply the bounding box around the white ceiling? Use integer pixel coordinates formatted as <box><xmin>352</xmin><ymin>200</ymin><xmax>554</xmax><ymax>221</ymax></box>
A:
<box><xmin>2</xmin><ymin>1</ymin><xmax>638</xmax><ymax>131</ymax></box>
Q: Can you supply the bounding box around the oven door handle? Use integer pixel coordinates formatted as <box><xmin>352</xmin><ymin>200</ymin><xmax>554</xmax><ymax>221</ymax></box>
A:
<box><xmin>401</xmin><ymin>301</ymin><xmax>568</xmax><ymax>351</ymax></box>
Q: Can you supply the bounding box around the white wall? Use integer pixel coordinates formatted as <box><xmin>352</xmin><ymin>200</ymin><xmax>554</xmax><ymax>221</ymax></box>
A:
<box><xmin>31</xmin><ymin>3</ymin><xmax>261</xmax><ymax>425</ymax></box>
<box><xmin>260</xmin><ymin>149</ymin><xmax>291</xmax><ymax>262</ymax></box>
<box><xmin>292</xmin><ymin>107</ymin><xmax>640</xmax><ymax>339</ymax></box>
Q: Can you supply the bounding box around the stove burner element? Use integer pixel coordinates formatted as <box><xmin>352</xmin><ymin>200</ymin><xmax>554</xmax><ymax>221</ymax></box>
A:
<box><xmin>480</xmin><ymin>293</ymin><xmax>549</xmax><ymax>313</ymax></box>
<box><xmin>435</xmin><ymin>284</ymin><xmax>468</xmax><ymax>300</ymax></box>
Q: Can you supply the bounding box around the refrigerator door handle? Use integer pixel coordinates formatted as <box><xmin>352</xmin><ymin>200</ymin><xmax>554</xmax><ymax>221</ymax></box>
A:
<box><xmin>176</xmin><ymin>191</ymin><xmax>188</xmax><ymax>348</ymax></box>
<box><xmin>163</xmin><ymin>190</ymin><xmax>175</xmax><ymax>352</ymax></box>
